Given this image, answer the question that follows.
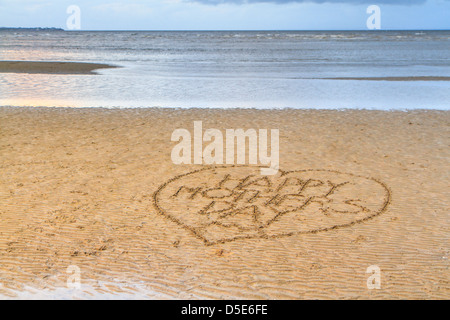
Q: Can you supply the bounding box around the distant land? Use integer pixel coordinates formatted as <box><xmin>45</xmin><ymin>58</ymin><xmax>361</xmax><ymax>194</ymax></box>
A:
<box><xmin>0</xmin><ymin>27</ymin><xmax>64</xmax><ymax>31</ymax></box>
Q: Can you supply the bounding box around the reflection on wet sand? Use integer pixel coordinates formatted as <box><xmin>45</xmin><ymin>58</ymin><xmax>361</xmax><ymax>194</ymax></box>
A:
<box><xmin>323</xmin><ymin>76</ymin><xmax>450</xmax><ymax>81</ymax></box>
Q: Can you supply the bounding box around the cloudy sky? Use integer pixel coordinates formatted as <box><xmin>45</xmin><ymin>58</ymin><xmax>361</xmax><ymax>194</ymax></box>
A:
<box><xmin>0</xmin><ymin>0</ymin><xmax>449</xmax><ymax>30</ymax></box>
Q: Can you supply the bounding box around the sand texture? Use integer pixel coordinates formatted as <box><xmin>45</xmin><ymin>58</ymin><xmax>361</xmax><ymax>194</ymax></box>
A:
<box><xmin>0</xmin><ymin>61</ymin><xmax>118</xmax><ymax>75</ymax></box>
<box><xmin>0</xmin><ymin>107</ymin><xmax>448</xmax><ymax>299</ymax></box>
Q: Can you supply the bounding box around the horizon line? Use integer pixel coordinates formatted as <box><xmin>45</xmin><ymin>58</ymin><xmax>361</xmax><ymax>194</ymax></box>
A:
<box><xmin>2</xmin><ymin>27</ymin><xmax>450</xmax><ymax>32</ymax></box>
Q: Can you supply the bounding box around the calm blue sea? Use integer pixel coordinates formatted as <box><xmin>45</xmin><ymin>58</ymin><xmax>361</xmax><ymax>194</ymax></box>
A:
<box><xmin>1</xmin><ymin>30</ymin><xmax>449</xmax><ymax>109</ymax></box>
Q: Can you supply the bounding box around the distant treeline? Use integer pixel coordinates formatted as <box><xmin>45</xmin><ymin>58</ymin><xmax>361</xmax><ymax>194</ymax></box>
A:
<box><xmin>0</xmin><ymin>27</ymin><xmax>64</xmax><ymax>31</ymax></box>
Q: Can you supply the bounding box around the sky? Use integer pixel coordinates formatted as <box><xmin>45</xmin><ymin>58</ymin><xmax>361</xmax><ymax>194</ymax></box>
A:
<box><xmin>0</xmin><ymin>0</ymin><xmax>449</xmax><ymax>30</ymax></box>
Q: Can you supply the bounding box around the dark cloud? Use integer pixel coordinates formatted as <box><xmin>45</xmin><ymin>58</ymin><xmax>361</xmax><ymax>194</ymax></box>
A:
<box><xmin>189</xmin><ymin>0</ymin><xmax>428</xmax><ymax>5</ymax></box>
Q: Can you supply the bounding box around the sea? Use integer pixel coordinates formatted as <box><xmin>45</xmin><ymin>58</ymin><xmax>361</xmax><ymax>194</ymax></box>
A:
<box><xmin>0</xmin><ymin>30</ymin><xmax>449</xmax><ymax>109</ymax></box>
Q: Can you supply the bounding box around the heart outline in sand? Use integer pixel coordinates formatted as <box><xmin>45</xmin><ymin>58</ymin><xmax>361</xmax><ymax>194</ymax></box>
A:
<box><xmin>153</xmin><ymin>166</ymin><xmax>391</xmax><ymax>246</ymax></box>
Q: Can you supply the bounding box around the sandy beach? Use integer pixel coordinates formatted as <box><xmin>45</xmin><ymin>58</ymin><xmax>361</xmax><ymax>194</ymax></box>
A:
<box><xmin>0</xmin><ymin>61</ymin><xmax>117</xmax><ymax>75</ymax></box>
<box><xmin>0</xmin><ymin>106</ymin><xmax>448</xmax><ymax>299</ymax></box>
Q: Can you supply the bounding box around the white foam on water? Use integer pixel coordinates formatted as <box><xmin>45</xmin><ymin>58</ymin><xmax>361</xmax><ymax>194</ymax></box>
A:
<box><xmin>1</xmin><ymin>281</ymin><xmax>183</xmax><ymax>300</ymax></box>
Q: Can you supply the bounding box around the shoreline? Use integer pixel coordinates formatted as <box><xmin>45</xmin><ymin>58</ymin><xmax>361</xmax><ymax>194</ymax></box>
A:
<box><xmin>323</xmin><ymin>76</ymin><xmax>450</xmax><ymax>81</ymax></box>
<box><xmin>1</xmin><ymin>105</ymin><xmax>449</xmax><ymax>112</ymax></box>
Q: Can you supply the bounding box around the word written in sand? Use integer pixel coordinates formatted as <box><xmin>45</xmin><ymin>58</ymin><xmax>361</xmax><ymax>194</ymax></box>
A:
<box><xmin>154</xmin><ymin>166</ymin><xmax>391</xmax><ymax>245</ymax></box>
<box><xmin>171</xmin><ymin>121</ymin><xmax>279</xmax><ymax>175</ymax></box>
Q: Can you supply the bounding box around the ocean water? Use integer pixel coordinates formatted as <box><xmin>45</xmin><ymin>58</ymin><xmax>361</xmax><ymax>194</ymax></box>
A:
<box><xmin>0</xmin><ymin>30</ymin><xmax>449</xmax><ymax>109</ymax></box>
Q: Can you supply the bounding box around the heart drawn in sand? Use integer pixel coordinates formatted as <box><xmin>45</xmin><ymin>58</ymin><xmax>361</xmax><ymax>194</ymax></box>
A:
<box><xmin>153</xmin><ymin>167</ymin><xmax>391</xmax><ymax>245</ymax></box>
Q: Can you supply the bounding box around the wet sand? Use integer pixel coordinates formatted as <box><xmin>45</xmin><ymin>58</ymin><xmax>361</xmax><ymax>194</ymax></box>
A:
<box><xmin>0</xmin><ymin>61</ymin><xmax>118</xmax><ymax>75</ymax></box>
<box><xmin>0</xmin><ymin>107</ymin><xmax>449</xmax><ymax>299</ymax></box>
<box><xmin>324</xmin><ymin>76</ymin><xmax>450</xmax><ymax>81</ymax></box>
